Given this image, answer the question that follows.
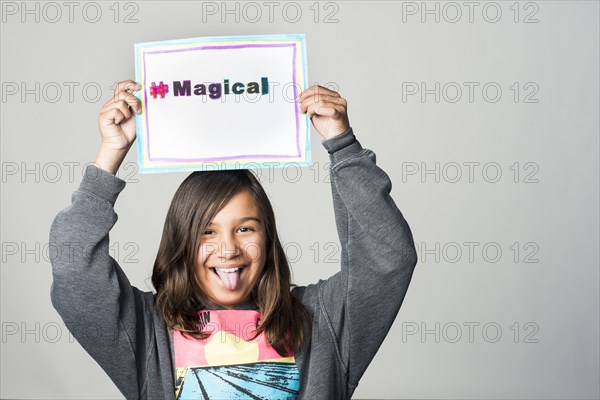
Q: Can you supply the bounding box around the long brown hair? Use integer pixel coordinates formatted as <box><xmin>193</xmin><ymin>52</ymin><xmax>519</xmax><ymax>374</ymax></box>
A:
<box><xmin>152</xmin><ymin>169</ymin><xmax>311</xmax><ymax>355</ymax></box>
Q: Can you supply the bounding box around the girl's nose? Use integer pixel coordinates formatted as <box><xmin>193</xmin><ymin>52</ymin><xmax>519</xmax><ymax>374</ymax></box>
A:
<box><xmin>217</xmin><ymin>235</ymin><xmax>241</xmax><ymax>260</ymax></box>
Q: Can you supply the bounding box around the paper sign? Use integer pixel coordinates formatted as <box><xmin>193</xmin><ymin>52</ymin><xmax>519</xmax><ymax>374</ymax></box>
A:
<box><xmin>134</xmin><ymin>34</ymin><xmax>310</xmax><ymax>174</ymax></box>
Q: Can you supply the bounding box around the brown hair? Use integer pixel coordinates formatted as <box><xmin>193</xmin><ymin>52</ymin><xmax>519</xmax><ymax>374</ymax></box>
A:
<box><xmin>152</xmin><ymin>169</ymin><xmax>311</xmax><ymax>355</ymax></box>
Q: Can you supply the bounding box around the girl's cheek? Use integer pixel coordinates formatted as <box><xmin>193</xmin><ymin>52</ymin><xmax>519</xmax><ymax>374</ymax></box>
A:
<box><xmin>198</xmin><ymin>241</ymin><xmax>217</xmax><ymax>264</ymax></box>
<box><xmin>242</xmin><ymin>240</ymin><xmax>265</xmax><ymax>263</ymax></box>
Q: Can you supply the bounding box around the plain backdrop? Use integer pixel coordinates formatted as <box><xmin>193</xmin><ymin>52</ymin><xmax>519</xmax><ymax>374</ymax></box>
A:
<box><xmin>1</xmin><ymin>1</ymin><xmax>598</xmax><ymax>399</ymax></box>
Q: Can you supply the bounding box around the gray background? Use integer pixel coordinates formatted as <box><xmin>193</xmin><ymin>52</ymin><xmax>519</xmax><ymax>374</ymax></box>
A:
<box><xmin>1</xmin><ymin>1</ymin><xmax>598</xmax><ymax>399</ymax></box>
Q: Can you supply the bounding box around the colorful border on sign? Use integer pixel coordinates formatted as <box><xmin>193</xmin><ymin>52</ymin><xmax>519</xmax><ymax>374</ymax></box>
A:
<box><xmin>134</xmin><ymin>34</ymin><xmax>309</xmax><ymax>173</ymax></box>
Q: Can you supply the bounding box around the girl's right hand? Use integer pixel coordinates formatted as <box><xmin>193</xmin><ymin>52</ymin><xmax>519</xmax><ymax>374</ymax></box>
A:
<box><xmin>94</xmin><ymin>80</ymin><xmax>142</xmax><ymax>174</ymax></box>
<box><xmin>98</xmin><ymin>80</ymin><xmax>142</xmax><ymax>151</ymax></box>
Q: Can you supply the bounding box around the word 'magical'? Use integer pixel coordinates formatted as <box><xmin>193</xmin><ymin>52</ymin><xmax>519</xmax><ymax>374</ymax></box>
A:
<box><xmin>149</xmin><ymin>78</ymin><xmax>270</xmax><ymax>100</ymax></box>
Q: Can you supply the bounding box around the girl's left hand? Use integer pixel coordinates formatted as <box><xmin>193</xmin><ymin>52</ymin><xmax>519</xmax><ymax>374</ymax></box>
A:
<box><xmin>299</xmin><ymin>85</ymin><xmax>350</xmax><ymax>141</ymax></box>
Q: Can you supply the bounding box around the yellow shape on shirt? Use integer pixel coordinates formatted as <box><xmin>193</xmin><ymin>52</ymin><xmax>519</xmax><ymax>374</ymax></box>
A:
<box><xmin>205</xmin><ymin>331</ymin><xmax>259</xmax><ymax>366</ymax></box>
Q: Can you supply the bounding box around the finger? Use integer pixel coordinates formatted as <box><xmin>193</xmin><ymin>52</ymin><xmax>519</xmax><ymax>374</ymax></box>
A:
<box><xmin>305</xmin><ymin>100</ymin><xmax>345</xmax><ymax>120</ymax></box>
<box><xmin>113</xmin><ymin>80</ymin><xmax>141</xmax><ymax>98</ymax></box>
<box><xmin>103</xmin><ymin>90</ymin><xmax>141</xmax><ymax>114</ymax></box>
<box><xmin>325</xmin><ymin>96</ymin><xmax>347</xmax><ymax>107</ymax></box>
<box><xmin>299</xmin><ymin>85</ymin><xmax>340</xmax><ymax>102</ymax></box>
<box><xmin>299</xmin><ymin>93</ymin><xmax>332</xmax><ymax>113</ymax></box>
<box><xmin>101</xmin><ymin>99</ymin><xmax>133</xmax><ymax>120</ymax></box>
<box><xmin>298</xmin><ymin>86</ymin><xmax>319</xmax><ymax>103</ymax></box>
<box><xmin>301</xmin><ymin>95</ymin><xmax>324</xmax><ymax>115</ymax></box>
<box><xmin>100</xmin><ymin>107</ymin><xmax>128</xmax><ymax>127</ymax></box>
<box><xmin>300</xmin><ymin>95</ymin><xmax>346</xmax><ymax>114</ymax></box>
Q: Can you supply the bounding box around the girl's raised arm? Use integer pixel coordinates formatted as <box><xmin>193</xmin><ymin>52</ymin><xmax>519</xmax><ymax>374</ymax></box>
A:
<box><xmin>49</xmin><ymin>81</ymin><xmax>163</xmax><ymax>399</ymax></box>
<box><xmin>297</xmin><ymin>86</ymin><xmax>418</xmax><ymax>392</ymax></box>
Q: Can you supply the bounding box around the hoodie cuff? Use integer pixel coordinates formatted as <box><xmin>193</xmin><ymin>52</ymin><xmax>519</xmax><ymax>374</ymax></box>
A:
<box><xmin>321</xmin><ymin>127</ymin><xmax>364</xmax><ymax>165</ymax></box>
<box><xmin>79</xmin><ymin>164</ymin><xmax>127</xmax><ymax>206</ymax></box>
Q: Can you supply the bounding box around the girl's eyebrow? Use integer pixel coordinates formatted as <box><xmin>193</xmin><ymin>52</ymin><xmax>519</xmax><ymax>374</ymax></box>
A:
<box><xmin>239</xmin><ymin>216</ymin><xmax>261</xmax><ymax>224</ymax></box>
<box><xmin>207</xmin><ymin>216</ymin><xmax>261</xmax><ymax>226</ymax></box>
<box><xmin>239</xmin><ymin>217</ymin><xmax>260</xmax><ymax>224</ymax></box>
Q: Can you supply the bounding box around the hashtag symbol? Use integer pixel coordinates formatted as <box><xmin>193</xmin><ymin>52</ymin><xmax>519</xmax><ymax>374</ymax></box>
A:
<box><xmin>149</xmin><ymin>81</ymin><xmax>169</xmax><ymax>99</ymax></box>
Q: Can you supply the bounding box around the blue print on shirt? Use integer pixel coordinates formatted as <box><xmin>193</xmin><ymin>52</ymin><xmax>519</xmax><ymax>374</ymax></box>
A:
<box><xmin>174</xmin><ymin>309</ymin><xmax>300</xmax><ymax>400</ymax></box>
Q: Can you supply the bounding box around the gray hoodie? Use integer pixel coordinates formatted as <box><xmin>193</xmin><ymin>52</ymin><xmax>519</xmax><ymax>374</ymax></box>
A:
<box><xmin>49</xmin><ymin>127</ymin><xmax>418</xmax><ymax>399</ymax></box>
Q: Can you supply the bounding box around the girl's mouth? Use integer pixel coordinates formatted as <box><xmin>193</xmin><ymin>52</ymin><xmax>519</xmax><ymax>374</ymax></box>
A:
<box><xmin>210</xmin><ymin>265</ymin><xmax>247</xmax><ymax>291</ymax></box>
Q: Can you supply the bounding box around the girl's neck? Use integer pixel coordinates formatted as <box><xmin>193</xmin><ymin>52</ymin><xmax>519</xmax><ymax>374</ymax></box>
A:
<box><xmin>203</xmin><ymin>298</ymin><xmax>258</xmax><ymax>311</ymax></box>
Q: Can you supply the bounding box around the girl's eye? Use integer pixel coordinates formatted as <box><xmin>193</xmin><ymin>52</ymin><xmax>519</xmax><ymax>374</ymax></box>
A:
<box><xmin>203</xmin><ymin>228</ymin><xmax>252</xmax><ymax>235</ymax></box>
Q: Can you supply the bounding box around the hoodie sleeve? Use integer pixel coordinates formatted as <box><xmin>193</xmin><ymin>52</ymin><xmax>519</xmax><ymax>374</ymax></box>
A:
<box><xmin>316</xmin><ymin>127</ymin><xmax>418</xmax><ymax>388</ymax></box>
<box><xmin>49</xmin><ymin>165</ymin><xmax>151</xmax><ymax>399</ymax></box>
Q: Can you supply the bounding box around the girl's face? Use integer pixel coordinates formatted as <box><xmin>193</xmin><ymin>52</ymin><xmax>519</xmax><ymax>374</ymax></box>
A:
<box><xmin>195</xmin><ymin>189</ymin><xmax>267</xmax><ymax>309</ymax></box>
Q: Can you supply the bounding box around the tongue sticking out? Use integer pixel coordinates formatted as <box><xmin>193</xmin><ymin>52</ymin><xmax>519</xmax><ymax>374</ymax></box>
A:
<box><xmin>214</xmin><ymin>269</ymin><xmax>241</xmax><ymax>291</ymax></box>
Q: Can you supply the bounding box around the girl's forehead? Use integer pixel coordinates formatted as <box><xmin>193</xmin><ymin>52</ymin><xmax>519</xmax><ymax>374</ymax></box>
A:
<box><xmin>211</xmin><ymin>190</ymin><xmax>261</xmax><ymax>222</ymax></box>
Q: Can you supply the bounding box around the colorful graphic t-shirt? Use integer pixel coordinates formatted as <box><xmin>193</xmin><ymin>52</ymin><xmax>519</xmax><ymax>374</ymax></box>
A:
<box><xmin>173</xmin><ymin>309</ymin><xmax>300</xmax><ymax>400</ymax></box>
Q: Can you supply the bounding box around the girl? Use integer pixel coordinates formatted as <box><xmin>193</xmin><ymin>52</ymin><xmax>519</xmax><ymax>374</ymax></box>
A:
<box><xmin>50</xmin><ymin>80</ymin><xmax>418</xmax><ymax>400</ymax></box>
